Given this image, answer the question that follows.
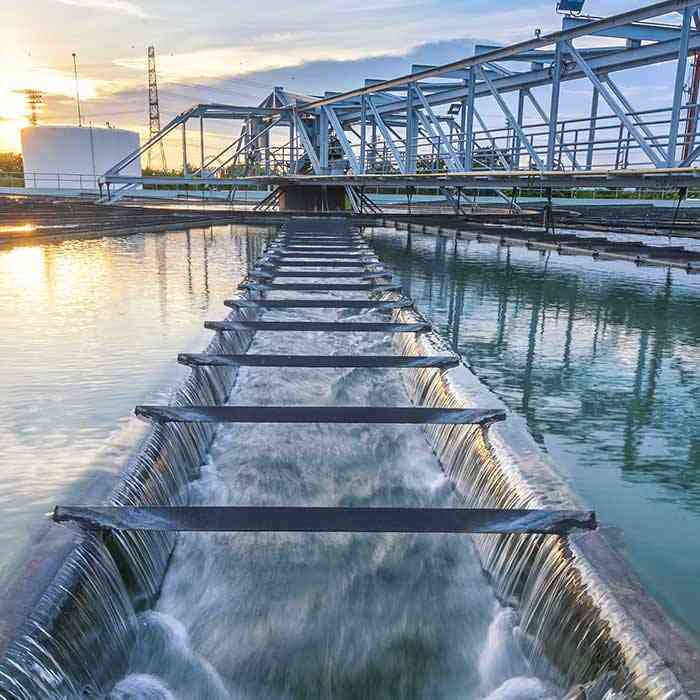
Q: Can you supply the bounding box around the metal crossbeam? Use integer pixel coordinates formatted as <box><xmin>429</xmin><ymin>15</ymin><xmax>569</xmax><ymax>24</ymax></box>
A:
<box><xmin>281</xmin><ymin>245</ymin><xmax>369</xmax><ymax>250</ymax></box>
<box><xmin>249</xmin><ymin>270</ymin><xmax>389</xmax><ymax>279</ymax></box>
<box><xmin>280</xmin><ymin>237</ymin><xmax>362</xmax><ymax>242</ymax></box>
<box><xmin>239</xmin><ymin>282</ymin><xmax>401</xmax><ymax>291</ymax></box>
<box><xmin>224</xmin><ymin>299</ymin><xmax>412</xmax><ymax>310</ymax></box>
<box><xmin>261</xmin><ymin>261</ymin><xmax>370</xmax><ymax>268</ymax></box>
<box><xmin>53</xmin><ymin>506</ymin><xmax>596</xmax><ymax>535</ymax></box>
<box><xmin>205</xmin><ymin>321</ymin><xmax>429</xmax><ymax>333</ymax></box>
<box><xmin>134</xmin><ymin>405</ymin><xmax>506</xmax><ymax>424</ymax></box>
<box><xmin>178</xmin><ymin>354</ymin><xmax>460</xmax><ymax>368</ymax></box>
<box><xmin>268</xmin><ymin>253</ymin><xmax>375</xmax><ymax>259</ymax></box>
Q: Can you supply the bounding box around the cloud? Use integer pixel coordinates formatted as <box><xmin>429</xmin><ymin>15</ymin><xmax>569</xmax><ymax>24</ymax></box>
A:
<box><xmin>54</xmin><ymin>0</ymin><xmax>151</xmax><ymax>19</ymax></box>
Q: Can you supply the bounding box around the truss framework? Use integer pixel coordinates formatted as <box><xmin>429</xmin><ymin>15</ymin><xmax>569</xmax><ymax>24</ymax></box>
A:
<box><xmin>101</xmin><ymin>0</ymin><xmax>700</xmax><ymax>206</ymax></box>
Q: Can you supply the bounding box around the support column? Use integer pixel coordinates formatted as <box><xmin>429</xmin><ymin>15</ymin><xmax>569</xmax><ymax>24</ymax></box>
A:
<box><xmin>459</xmin><ymin>76</ymin><xmax>468</xmax><ymax>164</ymax></box>
<box><xmin>513</xmin><ymin>90</ymin><xmax>525</xmax><ymax>169</ymax></box>
<box><xmin>289</xmin><ymin>117</ymin><xmax>296</xmax><ymax>174</ymax></box>
<box><xmin>668</xmin><ymin>7</ymin><xmax>692</xmax><ymax>166</ymax></box>
<box><xmin>360</xmin><ymin>95</ymin><xmax>367</xmax><ymax>174</ymax></box>
<box><xmin>465</xmin><ymin>68</ymin><xmax>476</xmax><ymax>170</ymax></box>
<box><xmin>182</xmin><ymin>120</ymin><xmax>188</xmax><ymax>177</ymax></box>
<box><xmin>547</xmin><ymin>42</ymin><xmax>562</xmax><ymax>170</ymax></box>
<box><xmin>319</xmin><ymin>109</ymin><xmax>329</xmax><ymax>173</ymax></box>
<box><xmin>406</xmin><ymin>84</ymin><xmax>417</xmax><ymax>173</ymax></box>
<box><xmin>199</xmin><ymin>116</ymin><xmax>204</xmax><ymax>177</ymax></box>
<box><xmin>586</xmin><ymin>87</ymin><xmax>599</xmax><ymax>170</ymax></box>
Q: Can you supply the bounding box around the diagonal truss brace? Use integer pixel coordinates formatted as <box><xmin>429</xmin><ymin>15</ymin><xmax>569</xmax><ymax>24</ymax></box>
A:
<box><xmin>323</xmin><ymin>106</ymin><xmax>361</xmax><ymax>174</ymax></box>
<box><xmin>603</xmin><ymin>77</ymin><xmax>666</xmax><ymax>160</ymax></box>
<box><xmin>291</xmin><ymin>110</ymin><xmax>322</xmax><ymax>174</ymax></box>
<box><xmin>564</xmin><ymin>40</ymin><xmax>664</xmax><ymax>167</ymax></box>
<box><xmin>412</xmin><ymin>85</ymin><xmax>464</xmax><ymax>171</ymax></box>
<box><xmin>477</xmin><ymin>67</ymin><xmax>544</xmax><ymax>170</ymax></box>
<box><xmin>367</xmin><ymin>97</ymin><xmax>406</xmax><ymax>173</ymax></box>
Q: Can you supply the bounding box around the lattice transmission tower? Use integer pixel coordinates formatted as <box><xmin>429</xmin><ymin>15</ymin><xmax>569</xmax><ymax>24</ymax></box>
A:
<box><xmin>23</xmin><ymin>90</ymin><xmax>43</xmax><ymax>127</ymax></box>
<box><xmin>147</xmin><ymin>46</ymin><xmax>167</xmax><ymax>171</ymax></box>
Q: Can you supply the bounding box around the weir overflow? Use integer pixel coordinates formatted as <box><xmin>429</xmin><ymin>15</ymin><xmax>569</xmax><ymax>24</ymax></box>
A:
<box><xmin>0</xmin><ymin>219</ymin><xmax>698</xmax><ymax>699</ymax></box>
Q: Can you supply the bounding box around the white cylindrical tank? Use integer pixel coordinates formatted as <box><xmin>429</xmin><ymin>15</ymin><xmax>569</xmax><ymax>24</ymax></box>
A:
<box><xmin>21</xmin><ymin>126</ymin><xmax>141</xmax><ymax>191</ymax></box>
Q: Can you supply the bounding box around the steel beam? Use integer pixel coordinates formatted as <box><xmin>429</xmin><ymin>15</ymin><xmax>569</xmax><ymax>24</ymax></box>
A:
<box><xmin>564</xmin><ymin>40</ymin><xmax>664</xmax><ymax>167</ymax></box>
<box><xmin>478</xmin><ymin>67</ymin><xmax>544</xmax><ymax>170</ymax></box>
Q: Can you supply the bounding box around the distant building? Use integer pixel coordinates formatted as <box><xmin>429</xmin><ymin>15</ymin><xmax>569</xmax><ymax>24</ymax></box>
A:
<box><xmin>21</xmin><ymin>125</ymin><xmax>140</xmax><ymax>191</ymax></box>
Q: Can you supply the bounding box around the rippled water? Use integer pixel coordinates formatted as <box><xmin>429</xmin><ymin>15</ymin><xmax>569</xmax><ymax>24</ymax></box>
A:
<box><xmin>368</xmin><ymin>226</ymin><xmax>700</xmax><ymax>643</ymax></box>
<box><xmin>0</xmin><ymin>225</ymin><xmax>269</xmax><ymax>581</ymax></box>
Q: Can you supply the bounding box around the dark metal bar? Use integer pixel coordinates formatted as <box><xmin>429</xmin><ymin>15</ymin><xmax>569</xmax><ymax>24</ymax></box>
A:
<box><xmin>280</xmin><ymin>236</ymin><xmax>362</xmax><ymax>241</ymax></box>
<box><xmin>239</xmin><ymin>282</ymin><xmax>401</xmax><ymax>291</ymax></box>
<box><xmin>134</xmin><ymin>405</ymin><xmax>506</xmax><ymax>425</ymax></box>
<box><xmin>53</xmin><ymin>505</ymin><xmax>596</xmax><ymax>536</ymax></box>
<box><xmin>205</xmin><ymin>320</ymin><xmax>430</xmax><ymax>333</ymax></box>
<box><xmin>249</xmin><ymin>270</ymin><xmax>390</xmax><ymax>279</ymax></box>
<box><xmin>268</xmin><ymin>253</ymin><xmax>373</xmax><ymax>259</ymax></box>
<box><xmin>224</xmin><ymin>299</ymin><xmax>412</xmax><ymax>310</ymax></box>
<box><xmin>178</xmin><ymin>353</ymin><xmax>460</xmax><ymax>368</ymax></box>
<box><xmin>281</xmin><ymin>245</ymin><xmax>369</xmax><ymax>250</ymax></box>
<box><xmin>261</xmin><ymin>261</ymin><xmax>370</xmax><ymax>268</ymax></box>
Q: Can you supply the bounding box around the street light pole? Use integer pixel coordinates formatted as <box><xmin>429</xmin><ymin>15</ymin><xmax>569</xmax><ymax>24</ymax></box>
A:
<box><xmin>72</xmin><ymin>52</ymin><xmax>82</xmax><ymax>127</ymax></box>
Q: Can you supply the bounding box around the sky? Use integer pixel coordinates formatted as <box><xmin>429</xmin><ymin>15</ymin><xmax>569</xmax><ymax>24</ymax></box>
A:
<box><xmin>0</xmin><ymin>0</ymin><xmax>685</xmax><ymax>160</ymax></box>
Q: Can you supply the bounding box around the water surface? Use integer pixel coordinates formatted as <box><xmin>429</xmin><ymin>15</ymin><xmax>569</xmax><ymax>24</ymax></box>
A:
<box><xmin>369</xmin><ymin>225</ymin><xmax>700</xmax><ymax>643</ymax></box>
<box><xmin>0</xmin><ymin>225</ymin><xmax>268</xmax><ymax>580</ymax></box>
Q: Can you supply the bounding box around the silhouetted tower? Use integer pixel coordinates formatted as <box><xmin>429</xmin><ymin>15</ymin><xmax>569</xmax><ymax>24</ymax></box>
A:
<box><xmin>24</xmin><ymin>90</ymin><xmax>43</xmax><ymax>127</ymax></box>
<box><xmin>147</xmin><ymin>46</ymin><xmax>167</xmax><ymax>171</ymax></box>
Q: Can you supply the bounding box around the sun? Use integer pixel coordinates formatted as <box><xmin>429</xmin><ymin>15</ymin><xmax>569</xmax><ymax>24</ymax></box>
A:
<box><xmin>0</xmin><ymin>59</ymin><xmax>100</xmax><ymax>152</ymax></box>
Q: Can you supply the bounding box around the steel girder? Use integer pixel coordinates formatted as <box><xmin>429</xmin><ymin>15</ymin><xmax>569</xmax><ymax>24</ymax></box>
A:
<box><xmin>100</xmin><ymin>0</ymin><xmax>700</xmax><ymax>200</ymax></box>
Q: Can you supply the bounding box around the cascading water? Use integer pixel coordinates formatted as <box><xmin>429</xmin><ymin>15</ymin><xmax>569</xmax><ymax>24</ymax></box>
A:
<box><xmin>1</xmin><ymin>221</ymin><xmax>697</xmax><ymax>700</ymax></box>
<box><xmin>0</xmin><ymin>296</ymin><xmax>261</xmax><ymax>699</ymax></box>
<box><xmin>108</xmin><ymin>291</ymin><xmax>564</xmax><ymax>700</ymax></box>
<box><xmin>395</xmin><ymin>299</ymin><xmax>700</xmax><ymax>698</ymax></box>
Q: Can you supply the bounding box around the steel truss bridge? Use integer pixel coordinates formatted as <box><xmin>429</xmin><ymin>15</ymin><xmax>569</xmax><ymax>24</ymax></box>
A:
<box><xmin>101</xmin><ymin>0</ymin><xmax>700</xmax><ymax>210</ymax></box>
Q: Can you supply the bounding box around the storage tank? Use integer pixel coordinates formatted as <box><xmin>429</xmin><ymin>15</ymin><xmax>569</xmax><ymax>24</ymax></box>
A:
<box><xmin>21</xmin><ymin>125</ymin><xmax>141</xmax><ymax>191</ymax></box>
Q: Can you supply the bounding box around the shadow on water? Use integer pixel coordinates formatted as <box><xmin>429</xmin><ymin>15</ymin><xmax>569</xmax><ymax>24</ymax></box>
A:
<box><xmin>371</xmin><ymin>226</ymin><xmax>700</xmax><ymax>640</ymax></box>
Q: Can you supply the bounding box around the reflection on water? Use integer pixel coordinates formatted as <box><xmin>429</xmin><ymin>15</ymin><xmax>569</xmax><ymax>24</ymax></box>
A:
<box><xmin>370</xmin><ymin>226</ymin><xmax>700</xmax><ymax>642</ymax></box>
<box><xmin>0</xmin><ymin>225</ymin><xmax>269</xmax><ymax>580</ymax></box>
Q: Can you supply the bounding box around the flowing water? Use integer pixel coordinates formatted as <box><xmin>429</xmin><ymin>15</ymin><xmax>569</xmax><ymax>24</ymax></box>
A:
<box><xmin>2</xmin><ymin>221</ymin><xmax>699</xmax><ymax>698</ymax></box>
<box><xmin>0</xmin><ymin>225</ymin><xmax>268</xmax><ymax>582</ymax></box>
<box><xmin>110</xmin><ymin>289</ymin><xmax>562</xmax><ymax>700</ymax></box>
<box><xmin>368</xmin><ymin>226</ymin><xmax>700</xmax><ymax>644</ymax></box>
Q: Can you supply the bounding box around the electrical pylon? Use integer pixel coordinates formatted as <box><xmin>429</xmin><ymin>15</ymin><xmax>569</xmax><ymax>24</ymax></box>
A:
<box><xmin>147</xmin><ymin>46</ymin><xmax>167</xmax><ymax>171</ymax></box>
<box><xmin>23</xmin><ymin>90</ymin><xmax>43</xmax><ymax>127</ymax></box>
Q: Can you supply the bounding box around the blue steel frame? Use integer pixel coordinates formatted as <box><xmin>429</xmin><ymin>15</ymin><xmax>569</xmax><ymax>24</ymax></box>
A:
<box><xmin>101</xmin><ymin>0</ymin><xmax>700</xmax><ymax>205</ymax></box>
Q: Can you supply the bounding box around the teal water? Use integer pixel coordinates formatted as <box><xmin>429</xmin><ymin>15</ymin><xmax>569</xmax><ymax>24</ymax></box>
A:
<box><xmin>369</xmin><ymin>226</ymin><xmax>700</xmax><ymax>644</ymax></box>
<box><xmin>0</xmin><ymin>224</ymin><xmax>269</xmax><ymax>581</ymax></box>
